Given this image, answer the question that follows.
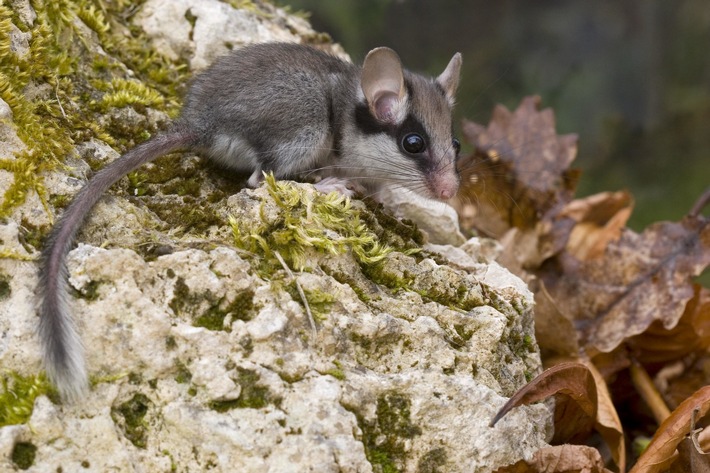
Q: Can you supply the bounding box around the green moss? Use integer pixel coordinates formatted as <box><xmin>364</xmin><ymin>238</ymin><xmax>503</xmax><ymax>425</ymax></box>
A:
<box><xmin>193</xmin><ymin>309</ymin><xmax>229</xmax><ymax>331</ymax></box>
<box><xmin>230</xmin><ymin>174</ymin><xmax>393</xmax><ymax>275</ymax></box>
<box><xmin>416</xmin><ymin>448</ymin><xmax>447</xmax><ymax>473</ymax></box>
<box><xmin>0</xmin><ymin>0</ymin><xmax>186</xmax><ymax>225</ymax></box>
<box><xmin>111</xmin><ymin>393</ymin><xmax>152</xmax><ymax>449</ymax></box>
<box><xmin>71</xmin><ymin>279</ymin><xmax>101</xmax><ymax>301</ymax></box>
<box><xmin>362</xmin><ymin>200</ymin><xmax>426</xmax><ymax>249</ymax></box>
<box><xmin>161</xmin><ymin>177</ymin><xmax>203</xmax><ymax>197</ymax></box>
<box><xmin>346</xmin><ymin>391</ymin><xmax>422</xmax><ymax>473</ymax></box>
<box><xmin>523</xmin><ymin>334</ymin><xmax>534</xmax><ymax>349</ymax></box>
<box><xmin>127</xmin><ymin>171</ymin><xmax>148</xmax><ymax>197</ymax></box>
<box><xmin>165</xmin><ymin>335</ymin><xmax>177</xmax><ymax>350</ymax></box>
<box><xmin>320</xmin><ymin>264</ymin><xmax>373</xmax><ymax>303</ymax></box>
<box><xmin>174</xmin><ymin>285</ymin><xmax>256</xmax><ymax>331</ymax></box>
<box><xmin>174</xmin><ymin>361</ymin><xmax>192</xmax><ymax>384</ymax></box>
<box><xmin>322</xmin><ymin>361</ymin><xmax>346</xmax><ymax>381</ymax></box>
<box><xmin>506</xmin><ymin>329</ymin><xmax>538</xmax><ymax>366</ymax></box>
<box><xmin>127</xmin><ymin>372</ymin><xmax>143</xmax><ymax>385</ymax></box>
<box><xmin>285</xmin><ymin>283</ymin><xmax>335</xmax><ymax>322</ymax></box>
<box><xmin>95</xmin><ymin>78</ymin><xmax>165</xmax><ymax>111</ymax></box>
<box><xmin>0</xmin><ymin>373</ymin><xmax>54</xmax><ymax>427</ymax></box>
<box><xmin>18</xmin><ymin>218</ymin><xmax>49</xmax><ymax>251</ymax></box>
<box><xmin>0</xmin><ymin>276</ymin><xmax>10</xmax><ymax>301</ymax></box>
<box><xmin>453</xmin><ymin>324</ymin><xmax>474</xmax><ymax>343</ymax></box>
<box><xmin>363</xmin><ymin>255</ymin><xmax>485</xmax><ymax>312</ymax></box>
<box><xmin>143</xmin><ymin>197</ymin><xmax>224</xmax><ymax>235</ymax></box>
<box><xmin>209</xmin><ymin>368</ymin><xmax>281</xmax><ymax>411</ymax></box>
<box><xmin>48</xmin><ymin>192</ymin><xmax>71</xmax><ymax>210</ymax></box>
<box><xmin>349</xmin><ymin>332</ymin><xmax>373</xmax><ymax>351</ymax></box>
<box><xmin>11</xmin><ymin>441</ymin><xmax>37</xmax><ymax>470</ymax></box>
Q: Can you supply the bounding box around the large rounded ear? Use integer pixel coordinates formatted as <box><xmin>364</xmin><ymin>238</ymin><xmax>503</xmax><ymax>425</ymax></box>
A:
<box><xmin>361</xmin><ymin>47</ymin><xmax>407</xmax><ymax>124</ymax></box>
<box><xmin>436</xmin><ymin>52</ymin><xmax>462</xmax><ymax>105</ymax></box>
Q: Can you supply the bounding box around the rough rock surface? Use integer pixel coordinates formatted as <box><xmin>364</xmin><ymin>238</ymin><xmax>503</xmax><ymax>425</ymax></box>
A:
<box><xmin>0</xmin><ymin>1</ymin><xmax>551</xmax><ymax>472</ymax></box>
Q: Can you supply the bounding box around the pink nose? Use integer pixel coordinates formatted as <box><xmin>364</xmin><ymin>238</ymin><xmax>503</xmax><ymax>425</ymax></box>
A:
<box><xmin>439</xmin><ymin>188</ymin><xmax>455</xmax><ymax>200</ymax></box>
<box><xmin>432</xmin><ymin>174</ymin><xmax>459</xmax><ymax>200</ymax></box>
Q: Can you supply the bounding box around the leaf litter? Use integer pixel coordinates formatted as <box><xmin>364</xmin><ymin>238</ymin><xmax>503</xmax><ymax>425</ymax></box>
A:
<box><xmin>457</xmin><ymin>95</ymin><xmax>710</xmax><ymax>472</ymax></box>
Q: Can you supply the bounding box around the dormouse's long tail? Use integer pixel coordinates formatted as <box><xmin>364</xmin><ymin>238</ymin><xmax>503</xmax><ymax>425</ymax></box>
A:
<box><xmin>39</xmin><ymin>128</ymin><xmax>196</xmax><ymax>401</ymax></box>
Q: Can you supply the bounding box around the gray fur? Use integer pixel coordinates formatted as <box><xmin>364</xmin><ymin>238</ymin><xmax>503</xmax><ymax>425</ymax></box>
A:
<box><xmin>39</xmin><ymin>42</ymin><xmax>462</xmax><ymax>400</ymax></box>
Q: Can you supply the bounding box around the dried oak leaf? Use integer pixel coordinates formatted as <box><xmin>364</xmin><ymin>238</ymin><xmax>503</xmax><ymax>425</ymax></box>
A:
<box><xmin>671</xmin><ymin>434</ymin><xmax>710</xmax><ymax>473</ymax></box>
<box><xmin>559</xmin><ymin>190</ymin><xmax>634</xmax><ymax>261</ymax></box>
<box><xmin>631</xmin><ymin>386</ymin><xmax>710</xmax><ymax>473</ymax></box>
<box><xmin>629</xmin><ymin>284</ymin><xmax>710</xmax><ymax>364</ymax></box>
<box><xmin>662</xmin><ymin>351</ymin><xmax>710</xmax><ymax>410</ymax></box>
<box><xmin>491</xmin><ymin>362</ymin><xmax>597</xmax><ymax>444</ymax></box>
<box><xmin>493</xmin><ymin>445</ymin><xmax>613</xmax><ymax>473</ymax></box>
<box><xmin>532</xmin><ymin>280</ymin><xmax>580</xmax><ymax>358</ymax></box>
<box><xmin>532</xmin><ymin>192</ymin><xmax>635</xmax><ymax>358</ymax></box>
<box><xmin>585</xmin><ymin>359</ymin><xmax>626</xmax><ymax>472</ymax></box>
<box><xmin>458</xmin><ymin>95</ymin><xmax>579</xmax><ymax>238</ymax></box>
<box><xmin>542</xmin><ymin>214</ymin><xmax>710</xmax><ymax>354</ymax></box>
<box><xmin>492</xmin><ymin>360</ymin><xmax>625</xmax><ymax>471</ymax></box>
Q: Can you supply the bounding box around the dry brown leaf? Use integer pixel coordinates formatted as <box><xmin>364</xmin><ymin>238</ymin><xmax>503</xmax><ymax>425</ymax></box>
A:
<box><xmin>589</xmin><ymin>347</ymin><xmax>631</xmax><ymax>381</ymax></box>
<box><xmin>630</xmin><ymin>385</ymin><xmax>710</xmax><ymax>473</ymax></box>
<box><xmin>672</xmin><ymin>435</ymin><xmax>710</xmax><ymax>473</ymax></box>
<box><xmin>629</xmin><ymin>285</ymin><xmax>710</xmax><ymax>364</ymax></box>
<box><xmin>532</xmin><ymin>279</ymin><xmax>580</xmax><ymax>358</ymax></box>
<box><xmin>491</xmin><ymin>362</ymin><xmax>597</xmax><ymax>444</ymax></box>
<box><xmin>663</xmin><ymin>354</ymin><xmax>710</xmax><ymax>410</ymax></box>
<box><xmin>542</xmin><ymin>214</ymin><xmax>710</xmax><ymax>355</ymax></box>
<box><xmin>583</xmin><ymin>360</ymin><xmax>626</xmax><ymax>472</ymax></box>
<box><xmin>493</xmin><ymin>359</ymin><xmax>626</xmax><ymax>471</ymax></box>
<box><xmin>458</xmin><ymin>95</ymin><xmax>579</xmax><ymax>238</ymax></box>
<box><xmin>493</xmin><ymin>445</ymin><xmax>613</xmax><ymax>473</ymax></box>
<box><xmin>560</xmin><ymin>191</ymin><xmax>634</xmax><ymax>260</ymax></box>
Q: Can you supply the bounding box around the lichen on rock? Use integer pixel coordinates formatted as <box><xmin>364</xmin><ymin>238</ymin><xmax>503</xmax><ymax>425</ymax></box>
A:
<box><xmin>0</xmin><ymin>0</ymin><xmax>551</xmax><ymax>472</ymax></box>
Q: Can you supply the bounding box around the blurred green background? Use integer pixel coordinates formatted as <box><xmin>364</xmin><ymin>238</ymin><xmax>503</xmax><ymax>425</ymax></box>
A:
<box><xmin>286</xmin><ymin>0</ymin><xmax>709</xmax><ymax>231</ymax></box>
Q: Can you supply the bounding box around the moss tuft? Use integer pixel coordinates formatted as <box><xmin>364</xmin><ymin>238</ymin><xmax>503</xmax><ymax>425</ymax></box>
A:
<box><xmin>0</xmin><ymin>275</ymin><xmax>10</xmax><ymax>301</ymax></box>
<box><xmin>345</xmin><ymin>391</ymin><xmax>423</xmax><ymax>473</ymax></box>
<box><xmin>71</xmin><ymin>279</ymin><xmax>101</xmax><ymax>300</ymax></box>
<box><xmin>0</xmin><ymin>0</ymin><xmax>185</xmax><ymax>225</ymax></box>
<box><xmin>416</xmin><ymin>447</ymin><xmax>447</xmax><ymax>473</ymax></box>
<box><xmin>170</xmin><ymin>275</ymin><xmax>255</xmax><ymax>331</ymax></box>
<box><xmin>322</xmin><ymin>360</ymin><xmax>345</xmax><ymax>380</ymax></box>
<box><xmin>95</xmin><ymin>78</ymin><xmax>165</xmax><ymax>111</ymax></box>
<box><xmin>174</xmin><ymin>361</ymin><xmax>192</xmax><ymax>384</ymax></box>
<box><xmin>0</xmin><ymin>373</ymin><xmax>54</xmax><ymax>427</ymax></box>
<box><xmin>230</xmin><ymin>174</ymin><xmax>394</xmax><ymax>276</ymax></box>
<box><xmin>194</xmin><ymin>289</ymin><xmax>256</xmax><ymax>330</ymax></box>
<box><xmin>209</xmin><ymin>367</ymin><xmax>281</xmax><ymax>411</ymax></box>
<box><xmin>284</xmin><ymin>283</ymin><xmax>334</xmax><ymax>321</ymax></box>
<box><xmin>11</xmin><ymin>441</ymin><xmax>37</xmax><ymax>470</ymax></box>
<box><xmin>111</xmin><ymin>393</ymin><xmax>152</xmax><ymax>449</ymax></box>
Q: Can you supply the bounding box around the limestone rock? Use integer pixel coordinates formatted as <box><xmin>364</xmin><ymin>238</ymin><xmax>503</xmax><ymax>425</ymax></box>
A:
<box><xmin>135</xmin><ymin>0</ymin><xmax>348</xmax><ymax>70</ymax></box>
<box><xmin>0</xmin><ymin>1</ymin><xmax>551</xmax><ymax>472</ymax></box>
<box><xmin>378</xmin><ymin>186</ymin><xmax>467</xmax><ymax>246</ymax></box>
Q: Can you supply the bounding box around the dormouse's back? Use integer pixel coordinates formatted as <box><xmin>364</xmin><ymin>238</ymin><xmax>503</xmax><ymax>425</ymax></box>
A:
<box><xmin>180</xmin><ymin>43</ymin><xmax>358</xmax><ymax>137</ymax></box>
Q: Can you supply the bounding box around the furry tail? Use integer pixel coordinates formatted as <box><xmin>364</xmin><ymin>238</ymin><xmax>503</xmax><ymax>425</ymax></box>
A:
<box><xmin>39</xmin><ymin>128</ymin><xmax>195</xmax><ymax>401</ymax></box>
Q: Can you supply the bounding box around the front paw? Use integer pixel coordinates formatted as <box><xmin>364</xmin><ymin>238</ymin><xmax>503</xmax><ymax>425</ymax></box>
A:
<box><xmin>314</xmin><ymin>177</ymin><xmax>364</xmax><ymax>197</ymax></box>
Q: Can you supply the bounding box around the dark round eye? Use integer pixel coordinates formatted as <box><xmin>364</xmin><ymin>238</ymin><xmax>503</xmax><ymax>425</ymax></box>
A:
<box><xmin>452</xmin><ymin>138</ymin><xmax>461</xmax><ymax>154</ymax></box>
<box><xmin>402</xmin><ymin>133</ymin><xmax>425</xmax><ymax>154</ymax></box>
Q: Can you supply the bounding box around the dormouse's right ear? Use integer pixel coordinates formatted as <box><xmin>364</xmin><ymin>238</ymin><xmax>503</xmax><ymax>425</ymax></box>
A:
<box><xmin>361</xmin><ymin>47</ymin><xmax>407</xmax><ymax>125</ymax></box>
<box><xmin>436</xmin><ymin>52</ymin><xmax>462</xmax><ymax>106</ymax></box>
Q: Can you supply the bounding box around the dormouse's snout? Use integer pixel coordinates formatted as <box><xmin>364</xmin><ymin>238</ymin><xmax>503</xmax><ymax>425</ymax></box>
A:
<box><xmin>429</xmin><ymin>169</ymin><xmax>459</xmax><ymax>200</ymax></box>
<box><xmin>425</xmin><ymin>146</ymin><xmax>460</xmax><ymax>200</ymax></box>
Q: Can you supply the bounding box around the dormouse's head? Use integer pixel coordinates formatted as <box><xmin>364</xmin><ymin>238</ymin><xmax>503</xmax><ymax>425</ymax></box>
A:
<box><xmin>355</xmin><ymin>47</ymin><xmax>462</xmax><ymax>200</ymax></box>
